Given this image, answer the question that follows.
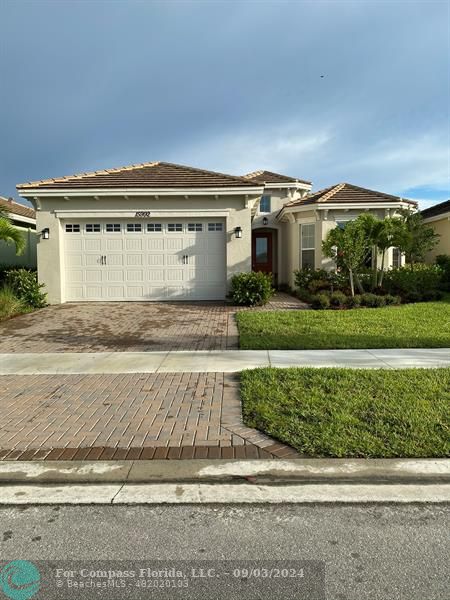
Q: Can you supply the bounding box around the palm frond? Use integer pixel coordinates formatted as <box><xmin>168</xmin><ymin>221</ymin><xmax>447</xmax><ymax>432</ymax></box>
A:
<box><xmin>0</xmin><ymin>217</ymin><xmax>26</xmax><ymax>255</ymax></box>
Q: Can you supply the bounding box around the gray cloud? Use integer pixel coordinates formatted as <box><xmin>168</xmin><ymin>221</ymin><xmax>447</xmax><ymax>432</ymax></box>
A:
<box><xmin>1</xmin><ymin>0</ymin><xmax>448</xmax><ymax>208</ymax></box>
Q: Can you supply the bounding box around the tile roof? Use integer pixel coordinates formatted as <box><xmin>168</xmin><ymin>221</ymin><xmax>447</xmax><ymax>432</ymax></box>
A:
<box><xmin>0</xmin><ymin>196</ymin><xmax>36</xmax><ymax>220</ymax></box>
<box><xmin>283</xmin><ymin>182</ymin><xmax>417</xmax><ymax>209</ymax></box>
<box><xmin>17</xmin><ymin>161</ymin><xmax>261</xmax><ymax>190</ymax></box>
<box><xmin>243</xmin><ymin>170</ymin><xmax>311</xmax><ymax>185</ymax></box>
<box><xmin>420</xmin><ymin>199</ymin><xmax>450</xmax><ymax>220</ymax></box>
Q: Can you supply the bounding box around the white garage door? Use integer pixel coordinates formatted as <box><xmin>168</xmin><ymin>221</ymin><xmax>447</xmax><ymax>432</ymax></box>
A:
<box><xmin>63</xmin><ymin>219</ymin><xmax>226</xmax><ymax>301</ymax></box>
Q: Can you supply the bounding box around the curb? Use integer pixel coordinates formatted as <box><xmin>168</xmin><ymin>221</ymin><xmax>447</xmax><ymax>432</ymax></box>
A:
<box><xmin>0</xmin><ymin>458</ymin><xmax>448</xmax><ymax>484</ymax></box>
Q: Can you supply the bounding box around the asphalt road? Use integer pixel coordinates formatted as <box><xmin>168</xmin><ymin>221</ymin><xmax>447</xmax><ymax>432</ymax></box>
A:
<box><xmin>0</xmin><ymin>504</ymin><xmax>448</xmax><ymax>600</ymax></box>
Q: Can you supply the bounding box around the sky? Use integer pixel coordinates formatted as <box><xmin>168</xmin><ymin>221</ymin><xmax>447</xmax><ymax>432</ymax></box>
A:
<box><xmin>1</xmin><ymin>0</ymin><xmax>449</xmax><ymax>209</ymax></box>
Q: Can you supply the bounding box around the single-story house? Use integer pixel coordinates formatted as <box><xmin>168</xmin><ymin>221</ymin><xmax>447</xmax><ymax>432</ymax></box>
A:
<box><xmin>421</xmin><ymin>200</ymin><xmax>450</xmax><ymax>263</ymax></box>
<box><xmin>16</xmin><ymin>161</ymin><xmax>416</xmax><ymax>304</ymax></box>
<box><xmin>0</xmin><ymin>196</ymin><xmax>37</xmax><ymax>268</ymax></box>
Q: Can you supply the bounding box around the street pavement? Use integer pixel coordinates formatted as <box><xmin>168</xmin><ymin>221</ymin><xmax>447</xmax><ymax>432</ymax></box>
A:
<box><xmin>0</xmin><ymin>504</ymin><xmax>448</xmax><ymax>599</ymax></box>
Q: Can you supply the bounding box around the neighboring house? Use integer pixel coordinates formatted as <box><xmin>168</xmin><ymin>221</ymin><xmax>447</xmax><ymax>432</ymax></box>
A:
<box><xmin>0</xmin><ymin>196</ymin><xmax>37</xmax><ymax>268</ymax></box>
<box><xmin>17</xmin><ymin>162</ymin><xmax>415</xmax><ymax>304</ymax></box>
<box><xmin>420</xmin><ymin>200</ymin><xmax>450</xmax><ymax>263</ymax></box>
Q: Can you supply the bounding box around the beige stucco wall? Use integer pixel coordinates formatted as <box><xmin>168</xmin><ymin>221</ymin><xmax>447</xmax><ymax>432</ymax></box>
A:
<box><xmin>252</xmin><ymin>186</ymin><xmax>307</xmax><ymax>285</ymax></box>
<box><xmin>33</xmin><ymin>194</ymin><xmax>255</xmax><ymax>304</ymax></box>
<box><xmin>423</xmin><ymin>216</ymin><xmax>450</xmax><ymax>262</ymax></box>
<box><xmin>0</xmin><ymin>226</ymin><xmax>37</xmax><ymax>268</ymax></box>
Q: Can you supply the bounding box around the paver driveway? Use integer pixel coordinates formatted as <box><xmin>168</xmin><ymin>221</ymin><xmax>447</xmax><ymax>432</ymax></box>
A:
<box><xmin>0</xmin><ymin>302</ymin><xmax>237</xmax><ymax>353</ymax></box>
<box><xmin>0</xmin><ymin>372</ymin><xmax>299</xmax><ymax>460</ymax></box>
<box><xmin>0</xmin><ymin>293</ymin><xmax>306</xmax><ymax>353</ymax></box>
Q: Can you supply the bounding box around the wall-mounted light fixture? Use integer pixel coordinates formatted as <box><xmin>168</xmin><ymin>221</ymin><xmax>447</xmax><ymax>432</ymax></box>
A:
<box><xmin>234</xmin><ymin>226</ymin><xmax>243</xmax><ymax>239</ymax></box>
<box><xmin>262</xmin><ymin>217</ymin><xmax>269</xmax><ymax>226</ymax></box>
<box><xmin>41</xmin><ymin>228</ymin><xmax>50</xmax><ymax>240</ymax></box>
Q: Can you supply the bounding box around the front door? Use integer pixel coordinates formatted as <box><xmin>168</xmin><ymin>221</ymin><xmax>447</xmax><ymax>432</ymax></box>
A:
<box><xmin>252</xmin><ymin>232</ymin><xmax>273</xmax><ymax>273</ymax></box>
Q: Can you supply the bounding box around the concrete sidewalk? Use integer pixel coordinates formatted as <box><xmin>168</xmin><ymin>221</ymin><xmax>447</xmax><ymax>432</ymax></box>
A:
<box><xmin>1</xmin><ymin>348</ymin><xmax>449</xmax><ymax>374</ymax></box>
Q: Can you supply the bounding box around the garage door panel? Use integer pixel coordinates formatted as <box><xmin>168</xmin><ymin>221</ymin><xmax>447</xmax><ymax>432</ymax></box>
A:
<box><xmin>65</xmin><ymin>239</ymin><xmax>83</xmax><ymax>252</ymax></box>
<box><xmin>85</xmin><ymin>286</ymin><xmax>103</xmax><ymax>299</ymax></box>
<box><xmin>105</xmin><ymin>239</ymin><xmax>124</xmax><ymax>251</ymax></box>
<box><xmin>106</xmin><ymin>286</ymin><xmax>126</xmax><ymax>299</ymax></box>
<box><xmin>66</xmin><ymin>270</ymin><xmax>83</xmax><ymax>283</ymax></box>
<box><xmin>165</xmin><ymin>238</ymin><xmax>184</xmax><ymax>251</ymax></box>
<box><xmin>84</xmin><ymin>239</ymin><xmax>102</xmax><ymax>252</ymax></box>
<box><xmin>148</xmin><ymin>270</ymin><xmax>165</xmax><ymax>282</ymax></box>
<box><xmin>166</xmin><ymin>269</ymin><xmax>184</xmax><ymax>281</ymax></box>
<box><xmin>147</xmin><ymin>254</ymin><xmax>165</xmax><ymax>266</ymax></box>
<box><xmin>106</xmin><ymin>255</ymin><xmax>123</xmax><ymax>266</ymax></box>
<box><xmin>63</xmin><ymin>218</ymin><xmax>226</xmax><ymax>301</ymax></box>
<box><xmin>147</xmin><ymin>239</ymin><xmax>164</xmax><ymax>250</ymax></box>
<box><xmin>106</xmin><ymin>270</ymin><xmax>124</xmax><ymax>283</ymax></box>
<box><xmin>126</xmin><ymin>254</ymin><xmax>143</xmax><ymax>266</ymax></box>
<box><xmin>125</xmin><ymin>239</ymin><xmax>143</xmax><ymax>251</ymax></box>
<box><xmin>126</xmin><ymin>270</ymin><xmax>144</xmax><ymax>282</ymax></box>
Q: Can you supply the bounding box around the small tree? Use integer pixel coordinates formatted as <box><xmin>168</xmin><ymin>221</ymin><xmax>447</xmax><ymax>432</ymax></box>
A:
<box><xmin>322</xmin><ymin>218</ymin><xmax>370</xmax><ymax>296</ymax></box>
<box><xmin>394</xmin><ymin>208</ymin><xmax>440</xmax><ymax>268</ymax></box>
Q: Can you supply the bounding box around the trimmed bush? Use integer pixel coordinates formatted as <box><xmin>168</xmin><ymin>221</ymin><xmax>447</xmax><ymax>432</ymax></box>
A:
<box><xmin>436</xmin><ymin>255</ymin><xmax>450</xmax><ymax>291</ymax></box>
<box><xmin>311</xmin><ymin>293</ymin><xmax>331</xmax><ymax>310</ymax></box>
<box><xmin>5</xmin><ymin>269</ymin><xmax>47</xmax><ymax>308</ymax></box>
<box><xmin>330</xmin><ymin>291</ymin><xmax>348</xmax><ymax>308</ymax></box>
<box><xmin>361</xmin><ymin>293</ymin><xmax>386</xmax><ymax>308</ymax></box>
<box><xmin>294</xmin><ymin>268</ymin><xmax>347</xmax><ymax>294</ymax></box>
<box><xmin>384</xmin><ymin>294</ymin><xmax>401</xmax><ymax>306</ymax></box>
<box><xmin>346</xmin><ymin>294</ymin><xmax>362</xmax><ymax>309</ymax></box>
<box><xmin>230</xmin><ymin>272</ymin><xmax>274</xmax><ymax>306</ymax></box>
<box><xmin>383</xmin><ymin>264</ymin><xmax>442</xmax><ymax>300</ymax></box>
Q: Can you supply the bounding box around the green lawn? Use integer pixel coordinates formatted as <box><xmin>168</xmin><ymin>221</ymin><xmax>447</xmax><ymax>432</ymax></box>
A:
<box><xmin>240</xmin><ymin>367</ymin><xmax>450</xmax><ymax>458</ymax></box>
<box><xmin>237</xmin><ymin>297</ymin><xmax>450</xmax><ymax>349</ymax></box>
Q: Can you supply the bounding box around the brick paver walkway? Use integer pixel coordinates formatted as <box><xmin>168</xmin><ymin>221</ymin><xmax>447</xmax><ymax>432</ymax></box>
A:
<box><xmin>0</xmin><ymin>373</ymin><xmax>299</xmax><ymax>460</ymax></box>
<box><xmin>0</xmin><ymin>293</ymin><xmax>307</xmax><ymax>353</ymax></box>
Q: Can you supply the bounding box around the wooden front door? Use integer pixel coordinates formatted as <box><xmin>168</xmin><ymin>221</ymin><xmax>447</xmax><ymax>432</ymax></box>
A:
<box><xmin>252</xmin><ymin>232</ymin><xmax>273</xmax><ymax>273</ymax></box>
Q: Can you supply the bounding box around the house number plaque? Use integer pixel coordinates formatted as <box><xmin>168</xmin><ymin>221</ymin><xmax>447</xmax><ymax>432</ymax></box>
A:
<box><xmin>134</xmin><ymin>211</ymin><xmax>152</xmax><ymax>217</ymax></box>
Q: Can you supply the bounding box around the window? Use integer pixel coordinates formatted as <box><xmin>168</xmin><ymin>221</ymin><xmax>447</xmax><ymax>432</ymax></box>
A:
<box><xmin>147</xmin><ymin>223</ymin><xmax>162</xmax><ymax>232</ymax></box>
<box><xmin>208</xmin><ymin>222</ymin><xmax>223</xmax><ymax>232</ymax></box>
<box><xmin>188</xmin><ymin>223</ymin><xmax>203</xmax><ymax>232</ymax></box>
<box><xmin>127</xmin><ymin>223</ymin><xmax>142</xmax><ymax>232</ymax></box>
<box><xmin>255</xmin><ymin>237</ymin><xmax>268</xmax><ymax>262</ymax></box>
<box><xmin>392</xmin><ymin>247</ymin><xmax>402</xmax><ymax>268</ymax></box>
<box><xmin>259</xmin><ymin>195</ymin><xmax>271</xmax><ymax>213</ymax></box>
<box><xmin>65</xmin><ymin>224</ymin><xmax>80</xmax><ymax>233</ymax></box>
<box><xmin>106</xmin><ymin>224</ymin><xmax>121</xmax><ymax>233</ymax></box>
<box><xmin>300</xmin><ymin>223</ymin><xmax>315</xmax><ymax>269</ymax></box>
<box><xmin>168</xmin><ymin>223</ymin><xmax>183</xmax><ymax>232</ymax></box>
<box><xmin>86</xmin><ymin>224</ymin><xmax>101</xmax><ymax>233</ymax></box>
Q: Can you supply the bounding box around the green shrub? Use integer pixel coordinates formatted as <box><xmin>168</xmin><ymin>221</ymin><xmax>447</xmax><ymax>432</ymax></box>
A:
<box><xmin>384</xmin><ymin>294</ymin><xmax>401</xmax><ymax>306</ymax></box>
<box><xmin>5</xmin><ymin>268</ymin><xmax>47</xmax><ymax>308</ymax></box>
<box><xmin>330</xmin><ymin>291</ymin><xmax>348</xmax><ymax>308</ymax></box>
<box><xmin>0</xmin><ymin>286</ymin><xmax>28</xmax><ymax>320</ymax></box>
<box><xmin>294</xmin><ymin>268</ymin><xmax>347</xmax><ymax>293</ymax></box>
<box><xmin>436</xmin><ymin>255</ymin><xmax>450</xmax><ymax>291</ymax></box>
<box><xmin>346</xmin><ymin>294</ymin><xmax>362</xmax><ymax>309</ymax></box>
<box><xmin>383</xmin><ymin>264</ymin><xmax>442</xmax><ymax>299</ymax></box>
<box><xmin>307</xmin><ymin>279</ymin><xmax>329</xmax><ymax>294</ymax></box>
<box><xmin>231</xmin><ymin>272</ymin><xmax>274</xmax><ymax>306</ymax></box>
<box><xmin>311</xmin><ymin>293</ymin><xmax>331</xmax><ymax>310</ymax></box>
<box><xmin>361</xmin><ymin>293</ymin><xmax>386</xmax><ymax>308</ymax></box>
<box><xmin>0</xmin><ymin>265</ymin><xmax>37</xmax><ymax>284</ymax></box>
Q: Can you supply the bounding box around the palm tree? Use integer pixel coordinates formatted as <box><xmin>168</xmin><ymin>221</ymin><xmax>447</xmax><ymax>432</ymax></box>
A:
<box><xmin>0</xmin><ymin>209</ymin><xmax>26</xmax><ymax>255</ymax></box>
